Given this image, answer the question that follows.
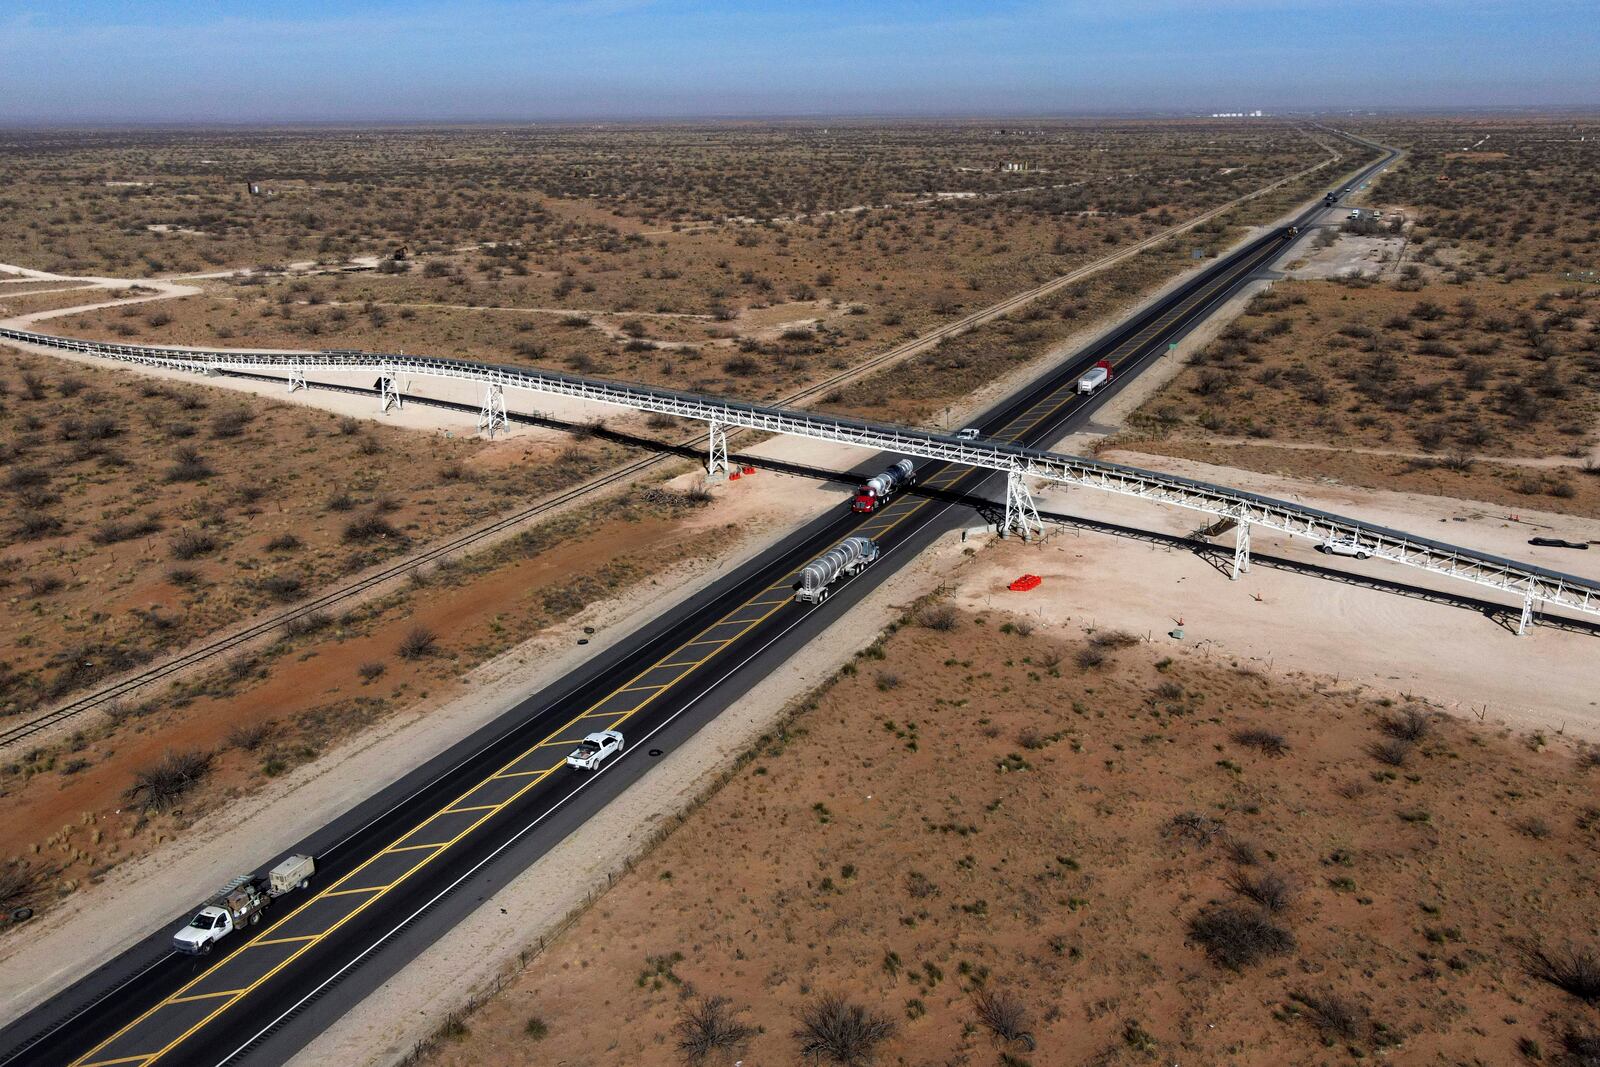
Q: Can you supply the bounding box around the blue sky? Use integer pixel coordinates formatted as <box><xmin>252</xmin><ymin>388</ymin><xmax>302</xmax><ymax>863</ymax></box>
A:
<box><xmin>2</xmin><ymin>1</ymin><xmax>1595</xmax><ymax>122</ymax></box>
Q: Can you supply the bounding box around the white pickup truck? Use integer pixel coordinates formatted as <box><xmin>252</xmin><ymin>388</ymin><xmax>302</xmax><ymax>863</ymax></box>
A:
<box><xmin>566</xmin><ymin>730</ymin><xmax>624</xmax><ymax>771</ymax></box>
<box><xmin>172</xmin><ymin>854</ymin><xmax>315</xmax><ymax>955</ymax></box>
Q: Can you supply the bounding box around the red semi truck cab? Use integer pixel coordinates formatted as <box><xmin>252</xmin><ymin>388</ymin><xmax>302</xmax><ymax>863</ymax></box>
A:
<box><xmin>852</xmin><ymin>460</ymin><xmax>915</xmax><ymax>513</ymax></box>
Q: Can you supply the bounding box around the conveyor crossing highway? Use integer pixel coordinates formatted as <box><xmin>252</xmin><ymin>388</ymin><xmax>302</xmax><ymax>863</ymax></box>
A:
<box><xmin>16</xmin><ymin>138</ymin><xmax>1579</xmax><ymax>1067</ymax></box>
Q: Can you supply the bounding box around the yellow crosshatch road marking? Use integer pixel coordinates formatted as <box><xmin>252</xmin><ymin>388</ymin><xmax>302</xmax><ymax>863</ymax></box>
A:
<box><xmin>167</xmin><ymin>991</ymin><xmax>242</xmax><ymax>1004</ymax></box>
<box><xmin>69</xmin><ymin>234</ymin><xmax>1269</xmax><ymax>1067</ymax></box>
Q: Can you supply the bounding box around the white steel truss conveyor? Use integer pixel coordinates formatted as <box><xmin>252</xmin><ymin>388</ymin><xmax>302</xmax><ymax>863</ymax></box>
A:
<box><xmin>5</xmin><ymin>326</ymin><xmax>1597</xmax><ymax>634</ymax></box>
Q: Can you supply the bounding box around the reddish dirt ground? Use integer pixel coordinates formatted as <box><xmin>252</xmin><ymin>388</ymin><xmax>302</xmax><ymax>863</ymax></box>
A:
<box><xmin>418</xmin><ymin>605</ymin><xmax>1600</xmax><ymax>1066</ymax></box>
<box><xmin>0</xmin><ymin>345</ymin><xmax>624</xmax><ymax>718</ymax></box>
<box><xmin>0</xmin><ymin>498</ymin><xmax>721</xmax><ymax>910</ymax></box>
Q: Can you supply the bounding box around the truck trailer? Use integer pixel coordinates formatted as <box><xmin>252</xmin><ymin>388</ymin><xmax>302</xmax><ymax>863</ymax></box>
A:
<box><xmin>1077</xmin><ymin>359</ymin><xmax>1114</xmax><ymax>395</ymax></box>
<box><xmin>171</xmin><ymin>854</ymin><xmax>315</xmax><ymax>955</ymax></box>
<box><xmin>851</xmin><ymin>460</ymin><xmax>915</xmax><ymax>513</ymax></box>
<box><xmin>795</xmin><ymin>536</ymin><xmax>879</xmax><ymax>603</ymax></box>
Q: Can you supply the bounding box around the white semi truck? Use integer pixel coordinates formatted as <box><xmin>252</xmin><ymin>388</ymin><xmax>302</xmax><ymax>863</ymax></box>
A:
<box><xmin>171</xmin><ymin>854</ymin><xmax>315</xmax><ymax>955</ymax></box>
<box><xmin>1077</xmin><ymin>359</ymin><xmax>1115</xmax><ymax>395</ymax></box>
<box><xmin>795</xmin><ymin>536</ymin><xmax>879</xmax><ymax>603</ymax></box>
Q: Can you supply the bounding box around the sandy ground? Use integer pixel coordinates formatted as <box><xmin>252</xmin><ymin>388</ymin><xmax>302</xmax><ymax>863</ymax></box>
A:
<box><xmin>992</xmin><ymin>450</ymin><xmax>1600</xmax><ymax>740</ymax></box>
<box><xmin>1163</xmin><ymin>434</ymin><xmax>1600</xmax><ymax>469</ymax></box>
<box><xmin>1280</xmin><ymin>231</ymin><xmax>1406</xmax><ymax>279</ymax></box>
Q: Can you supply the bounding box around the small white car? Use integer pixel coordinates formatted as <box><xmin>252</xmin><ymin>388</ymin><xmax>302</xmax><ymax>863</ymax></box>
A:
<box><xmin>1347</xmin><ymin>209</ymin><xmax>1361</xmax><ymax>220</ymax></box>
<box><xmin>1316</xmin><ymin>537</ymin><xmax>1372</xmax><ymax>560</ymax></box>
<box><xmin>956</xmin><ymin>427</ymin><xmax>981</xmax><ymax>441</ymax></box>
<box><xmin>565</xmin><ymin>730</ymin><xmax>624</xmax><ymax>770</ymax></box>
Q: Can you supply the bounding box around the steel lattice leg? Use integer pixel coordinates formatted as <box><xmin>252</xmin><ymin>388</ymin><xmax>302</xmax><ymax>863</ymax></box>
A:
<box><xmin>1003</xmin><ymin>469</ymin><xmax>1042</xmax><ymax>541</ymax></box>
<box><xmin>1517</xmin><ymin>592</ymin><xmax>1537</xmax><ymax>636</ymax></box>
<box><xmin>288</xmin><ymin>365</ymin><xmax>306</xmax><ymax>393</ymax></box>
<box><xmin>706</xmin><ymin>421</ymin><xmax>729</xmax><ymax>479</ymax></box>
<box><xmin>477</xmin><ymin>381</ymin><xmax>507</xmax><ymax>437</ymax></box>
<box><xmin>1230</xmin><ymin>519</ymin><xmax>1251</xmax><ymax>580</ymax></box>
<box><xmin>379</xmin><ymin>366</ymin><xmax>400</xmax><ymax>413</ymax></box>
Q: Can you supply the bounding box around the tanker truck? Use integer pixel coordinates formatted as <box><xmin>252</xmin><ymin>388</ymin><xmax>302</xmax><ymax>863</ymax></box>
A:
<box><xmin>851</xmin><ymin>459</ymin><xmax>915</xmax><ymax>513</ymax></box>
<box><xmin>794</xmin><ymin>536</ymin><xmax>880</xmax><ymax>603</ymax></box>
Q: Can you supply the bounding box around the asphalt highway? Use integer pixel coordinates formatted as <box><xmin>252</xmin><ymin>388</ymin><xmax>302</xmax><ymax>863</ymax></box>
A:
<box><xmin>1</xmin><ymin>142</ymin><xmax>1395</xmax><ymax>1067</ymax></box>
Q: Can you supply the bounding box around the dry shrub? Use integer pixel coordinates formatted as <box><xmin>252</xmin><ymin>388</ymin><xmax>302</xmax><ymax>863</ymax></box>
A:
<box><xmin>972</xmin><ymin>988</ymin><xmax>1035</xmax><ymax>1047</ymax></box>
<box><xmin>1224</xmin><ymin>868</ymin><xmax>1294</xmax><ymax>912</ymax></box>
<box><xmin>1232</xmin><ymin>728</ymin><xmax>1288</xmax><ymax>755</ymax></box>
<box><xmin>1383</xmin><ymin>706</ymin><xmax>1432</xmax><ymax>742</ymax></box>
<box><xmin>1561</xmin><ymin>1026</ymin><xmax>1600</xmax><ymax>1065</ymax></box>
<box><xmin>164</xmin><ymin>445</ymin><xmax>214</xmax><ymax>482</ymax></box>
<box><xmin>917</xmin><ymin>604</ymin><xmax>957</xmax><ymax>631</ymax></box>
<box><xmin>257</xmin><ymin>574</ymin><xmax>304</xmax><ymax>602</ymax></box>
<box><xmin>1224</xmin><ymin>838</ymin><xmax>1260</xmax><ymax>866</ymax></box>
<box><xmin>169</xmin><ymin>528</ymin><xmax>218</xmax><ymax>560</ymax></box>
<box><xmin>91</xmin><ymin>516</ymin><xmax>162</xmax><ymax>544</ymax></box>
<box><xmin>1525</xmin><ymin>942</ymin><xmax>1600</xmax><ymax>1003</ymax></box>
<box><xmin>1089</xmin><ymin>629</ymin><xmax>1140</xmax><ymax>649</ymax></box>
<box><xmin>282</xmin><ymin>610</ymin><xmax>331</xmax><ymax>638</ymax></box>
<box><xmin>226</xmin><ymin>722</ymin><xmax>273</xmax><ymax>751</ymax></box>
<box><xmin>1287</xmin><ymin>989</ymin><xmax>1365</xmax><ymax>1042</ymax></box>
<box><xmin>675</xmin><ymin>995</ymin><xmax>755</xmax><ymax>1065</ymax></box>
<box><xmin>793</xmin><ymin>994</ymin><xmax>895</xmax><ymax>1065</ymax></box>
<box><xmin>211</xmin><ymin>409</ymin><xmax>255</xmax><ymax>438</ymax></box>
<box><xmin>1367</xmin><ymin>737</ymin><xmax>1413</xmax><ymax>767</ymax></box>
<box><xmin>398</xmin><ymin>626</ymin><xmax>439</xmax><ymax>660</ymax></box>
<box><xmin>0</xmin><ymin>861</ymin><xmax>43</xmax><ymax>911</ymax></box>
<box><xmin>343</xmin><ymin>513</ymin><xmax>401</xmax><ymax>544</ymax></box>
<box><xmin>1188</xmin><ymin>904</ymin><xmax>1294</xmax><ymax>969</ymax></box>
<box><xmin>1165</xmin><ymin>811</ymin><xmax>1226</xmax><ymax>847</ymax></box>
<box><xmin>126</xmin><ymin>749</ymin><xmax>213</xmax><ymax>812</ymax></box>
<box><xmin>15</xmin><ymin>511</ymin><xmax>63</xmax><ymax>540</ymax></box>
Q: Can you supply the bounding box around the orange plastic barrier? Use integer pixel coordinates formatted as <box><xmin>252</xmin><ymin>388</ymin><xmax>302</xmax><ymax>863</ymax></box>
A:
<box><xmin>742</xmin><ymin>465</ymin><xmax>756</xmax><ymax>475</ymax></box>
<box><xmin>1008</xmin><ymin>574</ymin><xmax>1042</xmax><ymax>592</ymax></box>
